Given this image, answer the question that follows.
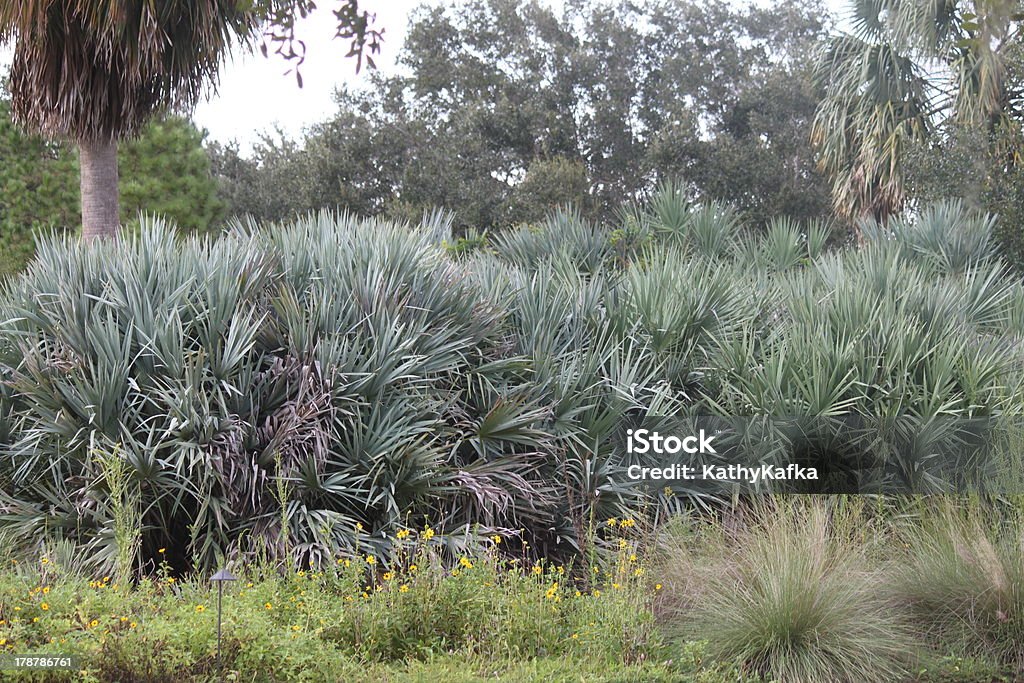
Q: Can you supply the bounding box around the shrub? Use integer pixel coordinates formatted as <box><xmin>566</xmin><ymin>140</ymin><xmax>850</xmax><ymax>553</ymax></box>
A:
<box><xmin>0</xmin><ymin>200</ymin><xmax>1021</xmax><ymax>574</ymax></box>
<box><xmin>656</xmin><ymin>500</ymin><xmax>913</xmax><ymax>683</ymax></box>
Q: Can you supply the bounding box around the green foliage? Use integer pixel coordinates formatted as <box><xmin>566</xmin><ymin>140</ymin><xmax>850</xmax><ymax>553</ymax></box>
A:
<box><xmin>214</xmin><ymin>0</ymin><xmax>833</xmax><ymax>230</ymax></box>
<box><xmin>905</xmin><ymin>121</ymin><xmax>1024</xmax><ymax>272</ymax></box>
<box><xmin>507</xmin><ymin>157</ymin><xmax>593</xmax><ymax>225</ymax></box>
<box><xmin>118</xmin><ymin>117</ymin><xmax>226</xmax><ymax>235</ymax></box>
<box><xmin>0</xmin><ymin>200</ymin><xmax>1021</xmax><ymax>573</ymax></box>
<box><xmin>0</xmin><ymin>547</ymin><xmax>668</xmax><ymax>682</ymax></box>
<box><xmin>0</xmin><ymin>99</ymin><xmax>79</xmax><ymax>278</ymax></box>
<box><xmin>97</xmin><ymin>443</ymin><xmax>142</xmax><ymax>587</ymax></box>
<box><xmin>0</xmin><ymin>104</ymin><xmax>226</xmax><ymax>277</ymax></box>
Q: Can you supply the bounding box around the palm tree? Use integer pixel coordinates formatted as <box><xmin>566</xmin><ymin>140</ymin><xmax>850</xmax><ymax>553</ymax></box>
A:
<box><xmin>0</xmin><ymin>2</ymin><xmax>259</xmax><ymax>239</ymax></box>
<box><xmin>812</xmin><ymin>0</ymin><xmax>1023</xmax><ymax>222</ymax></box>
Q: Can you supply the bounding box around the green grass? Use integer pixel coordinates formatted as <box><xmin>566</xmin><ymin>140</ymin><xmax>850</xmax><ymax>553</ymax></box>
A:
<box><xmin>655</xmin><ymin>499</ymin><xmax>914</xmax><ymax>683</ymax></box>
<box><xmin>0</xmin><ymin>540</ymin><xmax>680</xmax><ymax>682</ymax></box>
<box><xmin>894</xmin><ymin>500</ymin><xmax>1024</xmax><ymax>671</ymax></box>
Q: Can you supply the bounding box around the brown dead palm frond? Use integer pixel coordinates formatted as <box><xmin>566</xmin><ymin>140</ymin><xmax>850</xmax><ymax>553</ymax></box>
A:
<box><xmin>0</xmin><ymin>1</ymin><xmax>258</xmax><ymax>142</ymax></box>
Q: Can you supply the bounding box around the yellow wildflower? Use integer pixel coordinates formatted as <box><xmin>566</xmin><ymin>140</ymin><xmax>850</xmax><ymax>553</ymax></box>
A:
<box><xmin>490</xmin><ymin>535</ymin><xmax>501</xmax><ymax>544</ymax></box>
<box><xmin>130</xmin><ymin>622</ymin><xmax>137</xmax><ymax>628</ymax></box>
<box><xmin>532</xmin><ymin>564</ymin><xmax>543</xmax><ymax>575</ymax></box>
<box><xmin>655</xmin><ymin>584</ymin><xmax>663</xmax><ymax>591</ymax></box>
<box><xmin>421</xmin><ymin>527</ymin><xmax>435</xmax><ymax>541</ymax></box>
<box><xmin>42</xmin><ymin>587</ymin><xmax>50</xmax><ymax>594</ymax></box>
<box><xmin>40</xmin><ymin>603</ymin><xmax>49</xmax><ymax>611</ymax></box>
<box><xmin>265</xmin><ymin>603</ymin><xmax>273</xmax><ymax>610</ymax></box>
<box><xmin>158</xmin><ymin>548</ymin><xmax>166</xmax><ymax>554</ymax></box>
<box><xmin>291</xmin><ymin>625</ymin><xmax>300</xmax><ymax>632</ymax></box>
<box><xmin>620</xmin><ymin>518</ymin><xmax>636</xmax><ymax>528</ymax></box>
<box><xmin>365</xmin><ymin>555</ymin><xmax>376</xmax><ymax>565</ymax></box>
<box><xmin>459</xmin><ymin>557</ymin><xmax>473</xmax><ymax>569</ymax></box>
<box><xmin>195</xmin><ymin>605</ymin><xmax>206</xmax><ymax>613</ymax></box>
<box><xmin>606</xmin><ymin>518</ymin><xmax>617</xmax><ymax>527</ymax></box>
<box><xmin>40</xmin><ymin>558</ymin><xmax>49</xmax><ymax>565</ymax></box>
<box><xmin>399</xmin><ymin>584</ymin><xmax>409</xmax><ymax>593</ymax></box>
<box><xmin>396</xmin><ymin>528</ymin><xmax>411</xmax><ymax>540</ymax></box>
<box><xmin>633</xmin><ymin>568</ymin><xmax>644</xmax><ymax>577</ymax></box>
<box><xmin>89</xmin><ymin>619</ymin><xmax>99</xmax><ymax>628</ymax></box>
<box><xmin>382</xmin><ymin>572</ymin><xmax>394</xmax><ymax>581</ymax></box>
<box><xmin>409</xmin><ymin>564</ymin><xmax>418</xmax><ymax>572</ymax></box>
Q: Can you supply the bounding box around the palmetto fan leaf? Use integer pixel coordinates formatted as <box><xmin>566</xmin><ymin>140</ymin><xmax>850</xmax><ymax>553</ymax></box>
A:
<box><xmin>815</xmin><ymin>0</ymin><xmax>1024</xmax><ymax>219</ymax></box>
<box><xmin>0</xmin><ymin>201</ymin><xmax>1020</xmax><ymax>570</ymax></box>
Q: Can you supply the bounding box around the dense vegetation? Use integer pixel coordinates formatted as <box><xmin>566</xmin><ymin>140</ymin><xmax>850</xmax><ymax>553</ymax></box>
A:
<box><xmin>2</xmin><ymin>0</ymin><xmax>1024</xmax><ymax>680</ymax></box>
<box><xmin>210</xmin><ymin>0</ymin><xmax>835</xmax><ymax>230</ymax></box>
<box><xmin>1</xmin><ymin>499</ymin><xmax>1022</xmax><ymax>682</ymax></box>
<box><xmin>0</xmin><ymin>104</ymin><xmax>224</xmax><ymax>277</ymax></box>
<box><xmin>0</xmin><ymin>191</ymin><xmax>1021</xmax><ymax>576</ymax></box>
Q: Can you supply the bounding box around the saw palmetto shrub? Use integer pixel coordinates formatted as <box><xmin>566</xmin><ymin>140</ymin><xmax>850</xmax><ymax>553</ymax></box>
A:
<box><xmin>0</xmin><ymin>211</ymin><xmax>703</xmax><ymax>573</ymax></box>
<box><xmin>0</xmin><ymin>198</ymin><xmax>1021</xmax><ymax>573</ymax></box>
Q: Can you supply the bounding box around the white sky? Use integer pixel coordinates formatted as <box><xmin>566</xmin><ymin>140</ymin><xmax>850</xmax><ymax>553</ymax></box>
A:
<box><xmin>193</xmin><ymin>0</ymin><xmax>430</xmax><ymax>152</ymax></box>
<box><xmin>194</xmin><ymin>0</ymin><xmax>851</xmax><ymax>154</ymax></box>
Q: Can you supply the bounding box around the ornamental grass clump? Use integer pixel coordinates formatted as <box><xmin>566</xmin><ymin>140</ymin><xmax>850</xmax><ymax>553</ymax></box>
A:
<box><xmin>658</xmin><ymin>500</ymin><xmax>912</xmax><ymax>683</ymax></box>
<box><xmin>894</xmin><ymin>501</ymin><xmax>1024</xmax><ymax>669</ymax></box>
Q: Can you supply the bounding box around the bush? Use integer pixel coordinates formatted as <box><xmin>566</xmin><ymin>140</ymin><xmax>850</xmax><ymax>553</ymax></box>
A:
<box><xmin>656</xmin><ymin>500</ymin><xmax>913</xmax><ymax>683</ymax></box>
<box><xmin>0</xmin><ymin>200</ymin><xmax>1021</xmax><ymax>574</ymax></box>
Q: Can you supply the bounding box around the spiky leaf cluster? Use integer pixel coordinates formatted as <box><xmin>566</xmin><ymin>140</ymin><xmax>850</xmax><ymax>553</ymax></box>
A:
<box><xmin>0</xmin><ymin>197</ymin><xmax>1020</xmax><ymax>571</ymax></box>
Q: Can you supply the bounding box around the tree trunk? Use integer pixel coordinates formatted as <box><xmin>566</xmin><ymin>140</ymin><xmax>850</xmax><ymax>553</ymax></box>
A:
<box><xmin>79</xmin><ymin>138</ymin><xmax>120</xmax><ymax>239</ymax></box>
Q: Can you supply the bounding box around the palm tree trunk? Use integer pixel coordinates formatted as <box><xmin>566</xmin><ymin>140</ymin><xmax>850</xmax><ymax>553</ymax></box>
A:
<box><xmin>79</xmin><ymin>139</ymin><xmax>120</xmax><ymax>239</ymax></box>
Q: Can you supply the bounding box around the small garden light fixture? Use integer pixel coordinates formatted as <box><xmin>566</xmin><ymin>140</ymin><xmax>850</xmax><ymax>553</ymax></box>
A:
<box><xmin>211</xmin><ymin>567</ymin><xmax>237</xmax><ymax>680</ymax></box>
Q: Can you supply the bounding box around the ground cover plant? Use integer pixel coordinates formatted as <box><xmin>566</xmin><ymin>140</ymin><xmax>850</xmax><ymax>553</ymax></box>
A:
<box><xmin>0</xmin><ymin>191</ymin><xmax>1023</xmax><ymax>681</ymax></box>
<box><xmin>0</xmin><ymin>527</ymin><xmax>707</xmax><ymax>682</ymax></box>
<box><xmin>2</xmin><ymin>501</ymin><xmax>1022</xmax><ymax>682</ymax></box>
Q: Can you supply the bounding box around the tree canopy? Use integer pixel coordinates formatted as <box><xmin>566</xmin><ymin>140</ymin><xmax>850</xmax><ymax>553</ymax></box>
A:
<box><xmin>213</xmin><ymin>0</ymin><xmax>834</xmax><ymax>231</ymax></box>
